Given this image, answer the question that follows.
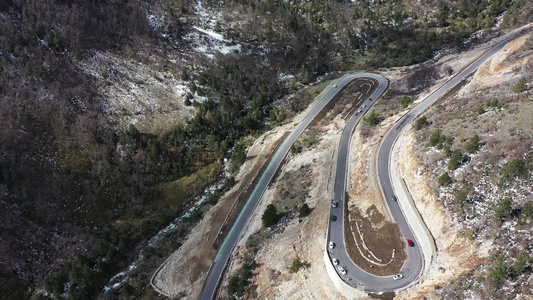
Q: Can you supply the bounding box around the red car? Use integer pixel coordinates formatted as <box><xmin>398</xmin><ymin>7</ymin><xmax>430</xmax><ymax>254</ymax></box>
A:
<box><xmin>407</xmin><ymin>239</ymin><xmax>414</xmax><ymax>247</ymax></box>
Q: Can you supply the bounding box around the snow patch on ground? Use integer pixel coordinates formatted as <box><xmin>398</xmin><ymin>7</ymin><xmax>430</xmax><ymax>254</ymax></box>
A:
<box><xmin>183</xmin><ymin>27</ymin><xmax>241</xmax><ymax>58</ymax></box>
<box><xmin>78</xmin><ymin>51</ymin><xmax>195</xmax><ymax>134</ymax></box>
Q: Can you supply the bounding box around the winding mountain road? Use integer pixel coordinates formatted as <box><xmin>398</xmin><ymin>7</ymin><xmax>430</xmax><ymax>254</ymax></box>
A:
<box><xmin>327</xmin><ymin>33</ymin><xmax>520</xmax><ymax>292</ymax></box>
<box><xmin>199</xmin><ymin>73</ymin><xmax>387</xmax><ymax>300</ymax></box>
<box><xmin>200</xmin><ymin>31</ymin><xmax>521</xmax><ymax>299</ymax></box>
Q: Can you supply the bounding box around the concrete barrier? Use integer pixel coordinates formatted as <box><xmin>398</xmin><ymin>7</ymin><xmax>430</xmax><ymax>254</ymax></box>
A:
<box><xmin>389</xmin><ymin>132</ymin><xmax>436</xmax><ymax>282</ymax></box>
<box><xmin>323</xmin><ymin>245</ymin><xmax>367</xmax><ymax>298</ymax></box>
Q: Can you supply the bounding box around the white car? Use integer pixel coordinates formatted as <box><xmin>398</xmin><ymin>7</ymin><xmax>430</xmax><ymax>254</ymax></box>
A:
<box><xmin>393</xmin><ymin>274</ymin><xmax>404</xmax><ymax>280</ymax></box>
<box><xmin>338</xmin><ymin>266</ymin><xmax>347</xmax><ymax>275</ymax></box>
<box><xmin>329</xmin><ymin>241</ymin><xmax>335</xmax><ymax>249</ymax></box>
<box><xmin>332</xmin><ymin>258</ymin><xmax>339</xmax><ymax>266</ymax></box>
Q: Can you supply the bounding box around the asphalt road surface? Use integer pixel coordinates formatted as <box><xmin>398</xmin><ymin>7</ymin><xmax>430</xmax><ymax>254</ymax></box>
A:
<box><xmin>199</xmin><ymin>73</ymin><xmax>387</xmax><ymax>300</ymax></box>
<box><xmin>328</xmin><ymin>34</ymin><xmax>519</xmax><ymax>292</ymax></box>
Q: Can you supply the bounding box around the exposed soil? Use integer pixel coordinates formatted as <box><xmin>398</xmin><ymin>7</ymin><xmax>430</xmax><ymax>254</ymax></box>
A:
<box><xmin>345</xmin><ymin>204</ymin><xmax>407</xmax><ymax>275</ymax></box>
<box><xmin>344</xmin><ymin>106</ymin><xmax>409</xmax><ymax>276</ymax></box>
<box><xmin>151</xmin><ymin>126</ymin><xmax>291</xmax><ymax>298</ymax></box>
<box><xmin>212</xmin><ymin>131</ymin><xmax>289</xmax><ymax>251</ymax></box>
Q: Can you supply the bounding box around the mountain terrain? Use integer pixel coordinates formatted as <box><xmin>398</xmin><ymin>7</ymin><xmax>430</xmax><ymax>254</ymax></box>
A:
<box><xmin>0</xmin><ymin>0</ymin><xmax>532</xmax><ymax>299</ymax></box>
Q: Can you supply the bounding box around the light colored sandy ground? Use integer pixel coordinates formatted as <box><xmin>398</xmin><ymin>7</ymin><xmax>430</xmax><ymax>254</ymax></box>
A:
<box><xmin>224</xmin><ymin>113</ymin><xmax>352</xmax><ymax>300</ymax></box>
<box><xmin>463</xmin><ymin>33</ymin><xmax>532</xmax><ymax>94</ymax></box>
<box><xmin>395</xmin><ymin>29</ymin><xmax>532</xmax><ymax>299</ymax></box>
<box><xmin>393</xmin><ymin>130</ymin><xmax>484</xmax><ymax>300</ymax></box>
<box><xmin>153</xmin><ymin>24</ymin><xmax>532</xmax><ymax>300</ymax></box>
<box><xmin>348</xmin><ymin>114</ymin><xmax>401</xmax><ymax>221</ymax></box>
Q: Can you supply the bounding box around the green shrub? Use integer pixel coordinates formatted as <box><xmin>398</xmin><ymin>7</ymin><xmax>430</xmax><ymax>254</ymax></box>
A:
<box><xmin>522</xmin><ymin>201</ymin><xmax>533</xmax><ymax>220</ymax></box>
<box><xmin>227</xmin><ymin>275</ymin><xmax>239</xmax><ymax>296</ymax></box>
<box><xmin>454</xmin><ymin>186</ymin><xmax>470</xmax><ymax>206</ymax></box>
<box><xmin>494</xmin><ymin>197</ymin><xmax>512</xmax><ymax>222</ymax></box>
<box><xmin>181</xmin><ymin>70</ymin><xmax>189</xmax><ymax>81</ymax></box>
<box><xmin>488</xmin><ymin>99</ymin><xmax>500</xmax><ymax>108</ymax></box>
<box><xmin>416</xmin><ymin>116</ymin><xmax>429</xmax><ymax>130</ymax></box>
<box><xmin>262</xmin><ymin>204</ymin><xmax>279</xmax><ymax>227</ymax></box>
<box><xmin>465</xmin><ymin>134</ymin><xmax>481</xmax><ymax>154</ymax></box>
<box><xmin>299</xmin><ymin>203</ymin><xmax>311</xmax><ymax>218</ymax></box>
<box><xmin>464</xmin><ymin>231</ymin><xmax>475</xmax><ymax>240</ymax></box>
<box><xmin>363</xmin><ymin>111</ymin><xmax>384</xmax><ymax>126</ymax></box>
<box><xmin>512</xmin><ymin>77</ymin><xmax>528</xmax><ymax>93</ymax></box>
<box><xmin>448</xmin><ymin>150</ymin><xmax>464</xmax><ymax>170</ymax></box>
<box><xmin>511</xmin><ymin>251</ymin><xmax>530</xmax><ymax>277</ymax></box>
<box><xmin>499</xmin><ymin>158</ymin><xmax>529</xmax><ymax>187</ymax></box>
<box><xmin>438</xmin><ymin>172</ymin><xmax>453</xmax><ymax>186</ymax></box>
<box><xmin>487</xmin><ymin>256</ymin><xmax>509</xmax><ymax>290</ymax></box>
<box><xmin>476</xmin><ymin>105</ymin><xmax>485</xmax><ymax>115</ymax></box>
<box><xmin>429</xmin><ymin>129</ymin><xmax>451</xmax><ymax>149</ymax></box>
<box><xmin>290</xmin><ymin>258</ymin><xmax>302</xmax><ymax>273</ymax></box>
<box><xmin>400</xmin><ymin>96</ymin><xmax>413</xmax><ymax>108</ymax></box>
<box><xmin>230</xmin><ymin>141</ymin><xmax>247</xmax><ymax>173</ymax></box>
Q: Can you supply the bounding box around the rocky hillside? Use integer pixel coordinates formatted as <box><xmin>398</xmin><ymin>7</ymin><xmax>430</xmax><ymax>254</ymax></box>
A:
<box><xmin>0</xmin><ymin>0</ymin><xmax>531</xmax><ymax>299</ymax></box>
<box><xmin>410</xmin><ymin>32</ymin><xmax>533</xmax><ymax>299</ymax></box>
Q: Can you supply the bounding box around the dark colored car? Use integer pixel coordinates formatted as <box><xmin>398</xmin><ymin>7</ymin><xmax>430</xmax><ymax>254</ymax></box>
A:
<box><xmin>330</xmin><ymin>215</ymin><xmax>337</xmax><ymax>222</ymax></box>
<box><xmin>392</xmin><ymin>195</ymin><xmax>397</xmax><ymax>201</ymax></box>
<box><xmin>407</xmin><ymin>239</ymin><xmax>415</xmax><ymax>247</ymax></box>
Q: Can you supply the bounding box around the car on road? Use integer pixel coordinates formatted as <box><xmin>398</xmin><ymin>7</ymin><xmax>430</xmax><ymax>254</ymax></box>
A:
<box><xmin>407</xmin><ymin>239</ymin><xmax>414</xmax><ymax>247</ymax></box>
<box><xmin>332</xmin><ymin>258</ymin><xmax>339</xmax><ymax>265</ymax></box>
<box><xmin>393</xmin><ymin>274</ymin><xmax>404</xmax><ymax>280</ymax></box>
<box><xmin>357</xmin><ymin>109</ymin><xmax>362</xmax><ymax>114</ymax></box>
<box><xmin>330</xmin><ymin>215</ymin><xmax>337</xmax><ymax>222</ymax></box>
<box><xmin>338</xmin><ymin>266</ymin><xmax>347</xmax><ymax>275</ymax></box>
<box><xmin>362</xmin><ymin>104</ymin><xmax>366</xmax><ymax>108</ymax></box>
<box><xmin>392</xmin><ymin>195</ymin><xmax>397</xmax><ymax>202</ymax></box>
<box><xmin>331</xmin><ymin>201</ymin><xmax>338</xmax><ymax>208</ymax></box>
<box><xmin>329</xmin><ymin>241</ymin><xmax>335</xmax><ymax>249</ymax></box>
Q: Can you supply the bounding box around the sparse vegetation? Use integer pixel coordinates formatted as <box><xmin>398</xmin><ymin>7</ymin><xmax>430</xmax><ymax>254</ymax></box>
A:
<box><xmin>493</xmin><ymin>197</ymin><xmax>513</xmax><ymax>222</ymax></box>
<box><xmin>400</xmin><ymin>96</ymin><xmax>413</xmax><ymax>108</ymax></box>
<box><xmin>512</xmin><ymin>77</ymin><xmax>528</xmax><ymax>93</ymax></box>
<box><xmin>364</xmin><ymin>111</ymin><xmax>384</xmax><ymax>127</ymax></box>
<box><xmin>290</xmin><ymin>258</ymin><xmax>302</xmax><ymax>273</ymax></box>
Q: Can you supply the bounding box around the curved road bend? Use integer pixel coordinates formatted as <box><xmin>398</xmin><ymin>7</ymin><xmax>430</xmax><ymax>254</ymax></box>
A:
<box><xmin>326</xmin><ymin>75</ymin><xmax>420</xmax><ymax>292</ymax></box>
<box><xmin>328</xmin><ymin>34</ymin><xmax>521</xmax><ymax>292</ymax></box>
<box><xmin>378</xmin><ymin>35</ymin><xmax>518</xmax><ymax>289</ymax></box>
<box><xmin>200</xmin><ymin>73</ymin><xmax>387</xmax><ymax>300</ymax></box>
